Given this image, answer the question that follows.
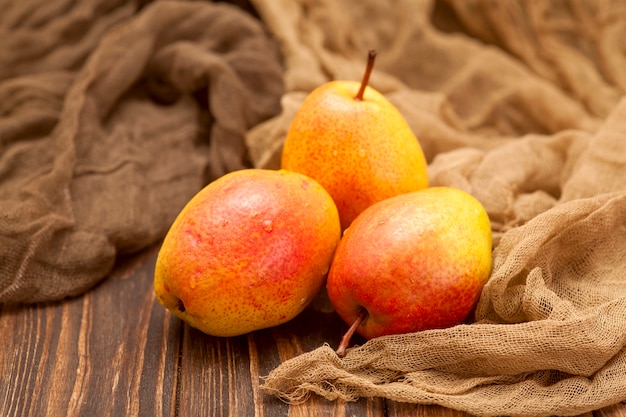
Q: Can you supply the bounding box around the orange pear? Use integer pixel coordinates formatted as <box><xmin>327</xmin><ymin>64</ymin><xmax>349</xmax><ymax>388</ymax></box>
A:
<box><xmin>327</xmin><ymin>187</ymin><xmax>493</xmax><ymax>356</ymax></box>
<box><xmin>154</xmin><ymin>169</ymin><xmax>341</xmax><ymax>337</ymax></box>
<box><xmin>281</xmin><ymin>50</ymin><xmax>428</xmax><ymax>230</ymax></box>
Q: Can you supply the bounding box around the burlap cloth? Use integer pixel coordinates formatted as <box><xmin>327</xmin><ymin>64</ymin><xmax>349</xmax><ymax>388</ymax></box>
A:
<box><xmin>244</xmin><ymin>1</ymin><xmax>626</xmax><ymax>416</ymax></box>
<box><xmin>0</xmin><ymin>0</ymin><xmax>284</xmax><ymax>303</ymax></box>
<box><xmin>1</xmin><ymin>0</ymin><xmax>625</xmax><ymax>415</ymax></box>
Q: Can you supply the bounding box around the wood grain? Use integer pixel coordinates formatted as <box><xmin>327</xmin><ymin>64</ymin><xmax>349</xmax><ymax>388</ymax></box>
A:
<box><xmin>1</xmin><ymin>245</ymin><xmax>625</xmax><ymax>417</ymax></box>
<box><xmin>387</xmin><ymin>403</ymin><xmax>474</xmax><ymax>417</ymax></box>
<box><xmin>175</xmin><ymin>289</ymin><xmax>385</xmax><ymax>416</ymax></box>
<box><xmin>0</xmin><ymin>246</ymin><xmax>179</xmax><ymax>417</ymax></box>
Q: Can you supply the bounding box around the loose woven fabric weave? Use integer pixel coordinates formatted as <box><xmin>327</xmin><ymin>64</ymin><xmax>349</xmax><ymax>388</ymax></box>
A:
<box><xmin>0</xmin><ymin>0</ymin><xmax>283</xmax><ymax>303</ymax></box>
<box><xmin>246</xmin><ymin>1</ymin><xmax>626</xmax><ymax>416</ymax></box>
<box><xmin>2</xmin><ymin>0</ymin><xmax>626</xmax><ymax>415</ymax></box>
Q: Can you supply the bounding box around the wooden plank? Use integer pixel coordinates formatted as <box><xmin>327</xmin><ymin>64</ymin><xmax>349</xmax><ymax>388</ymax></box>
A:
<box><xmin>387</xmin><ymin>402</ymin><xmax>474</xmax><ymax>417</ymax></box>
<box><xmin>176</xmin><ymin>297</ymin><xmax>386</xmax><ymax>416</ymax></box>
<box><xmin>0</xmin><ymin>246</ymin><xmax>179</xmax><ymax>417</ymax></box>
<box><xmin>2</xmin><ymin>244</ymin><xmax>624</xmax><ymax>417</ymax></box>
<box><xmin>268</xmin><ymin>312</ymin><xmax>386</xmax><ymax>417</ymax></box>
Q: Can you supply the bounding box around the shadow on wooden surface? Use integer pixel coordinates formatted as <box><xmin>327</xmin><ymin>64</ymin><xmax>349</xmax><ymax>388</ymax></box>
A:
<box><xmin>1</xmin><ymin>245</ymin><xmax>625</xmax><ymax>416</ymax></box>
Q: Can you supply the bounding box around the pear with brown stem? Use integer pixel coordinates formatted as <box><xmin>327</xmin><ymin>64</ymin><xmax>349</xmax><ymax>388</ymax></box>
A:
<box><xmin>281</xmin><ymin>50</ymin><xmax>428</xmax><ymax>230</ymax></box>
<box><xmin>328</xmin><ymin>187</ymin><xmax>493</xmax><ymax>357</ymax></box>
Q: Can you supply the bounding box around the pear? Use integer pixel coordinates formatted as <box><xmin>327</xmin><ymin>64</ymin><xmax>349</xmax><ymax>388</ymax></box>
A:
<box><xmin>326</xmin><ymin>187</ymin><xmax>492</xmax><ymax>356</ymax></box>
<box><xmin>154</xmin><ymin>169</ymin><xmax>341</xmax><ymax>337</ymax></box>
<box><xmin>281</xmin><ymin>50</ymin><xmax>428</xmax><ymax>230</ymax></box>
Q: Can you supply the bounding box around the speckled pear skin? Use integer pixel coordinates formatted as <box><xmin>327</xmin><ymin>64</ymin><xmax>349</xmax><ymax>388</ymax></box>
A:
<box><xmin>327</xmin><ymin>187</ymin><xmax>493</xmax><ymax>340</ymax></box>
<box><xmin>281</xmin><ymin>80</ymin><xmax>428</xmax><ymax>230</ymax></box>
<box><xmin>154</xmin><ymin>169</ymin><xmax>341</xmax><ymax>337</ymax></box>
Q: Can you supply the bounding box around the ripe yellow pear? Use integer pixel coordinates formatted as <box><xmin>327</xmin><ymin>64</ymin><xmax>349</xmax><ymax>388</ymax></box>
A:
<box><xmin>281</xmin><ymin>50</ymin><xmax>428</xmax><ymax>230</ymax></box>
<box><xmin>326</xmin><ymin>187</ymin><xmax>492</xmax><ymax>356</ymax></box>
<box><xmin>154</xmin><ymin>169</ymin><xmax>341</xmax><ymax>337</ymax></box>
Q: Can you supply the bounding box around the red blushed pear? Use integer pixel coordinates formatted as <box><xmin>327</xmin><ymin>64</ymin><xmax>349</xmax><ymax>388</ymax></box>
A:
<box><xmin>326</xmin><ymin>187</ymin><xmax>493</xmax><ymax>357</ymax></box>
<box><xmin>154</xmin><ymin>169</ymin><xmax>341</xmax><ymax>337</ymax></box>
<box><xmin>281</xmin><ymin>50</ymin><xmax>428</xmax><ymax>230</ymax></box>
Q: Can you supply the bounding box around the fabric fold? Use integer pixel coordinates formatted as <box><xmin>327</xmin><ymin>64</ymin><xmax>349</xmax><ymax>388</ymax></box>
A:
<box><xmin>0</xmin><ymin>1</ymin><xmax>284</xmax><ymax>303</ymax></box>
<box><xmin>252</xmin><ymin>1</ymin><xmax>626</xmax><ymax>415</ymax></box>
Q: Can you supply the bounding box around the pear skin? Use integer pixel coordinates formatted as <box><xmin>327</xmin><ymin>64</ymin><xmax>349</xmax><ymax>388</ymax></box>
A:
<box><xmin>327</xmin><ymin>187</ymin><xmax>492</xmax><ymax>348</ymax></box>
<box><xmin>154</xmin><ymin>169</ymin><xmax>341</xmax><ymax>337</ymax></box>
<box><xmin>281</xmin><ymin>51</ymin><xmax>428</xmax><ymax>230</ymax></box>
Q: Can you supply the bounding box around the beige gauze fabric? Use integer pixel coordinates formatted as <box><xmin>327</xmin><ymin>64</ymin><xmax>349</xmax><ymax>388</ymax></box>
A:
<box><xmin>0</xmin><ymin>0</ymin><xmax>284</xmax><ymax>304</ymax></box>
<box><xmin>250</xmin><ymin>0</ymin><xmax>626</xmax><ymax>416</ymax></box>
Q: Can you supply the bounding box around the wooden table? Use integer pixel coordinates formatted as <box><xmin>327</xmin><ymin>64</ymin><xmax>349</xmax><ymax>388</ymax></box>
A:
<box><xmin>2</xmin><ymin>245</ymin><xmax>625</xmax><ymax>417</ymax></box>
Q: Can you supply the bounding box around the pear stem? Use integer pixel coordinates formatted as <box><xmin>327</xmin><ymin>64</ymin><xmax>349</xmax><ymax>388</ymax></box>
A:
<box><xmin>336</xmin><ymin>308</ymin><xmax>368</xmax><ymax>357</ymax></box>
<box><xmin>354</xmin><ymin>50</ymin><xmax>377</xmax><ymax>101</ymax></box>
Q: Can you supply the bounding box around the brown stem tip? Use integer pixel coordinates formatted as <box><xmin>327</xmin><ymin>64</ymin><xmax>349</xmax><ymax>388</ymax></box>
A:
<box><xmin>354</xmin><ymin>49</ymin><xmax>377</xmax><ymax>101</ymax></box>
<box><xmin>336</xmin><ymin>308</ymin><xmax>368</xmax><ymax>357</ymax></box>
